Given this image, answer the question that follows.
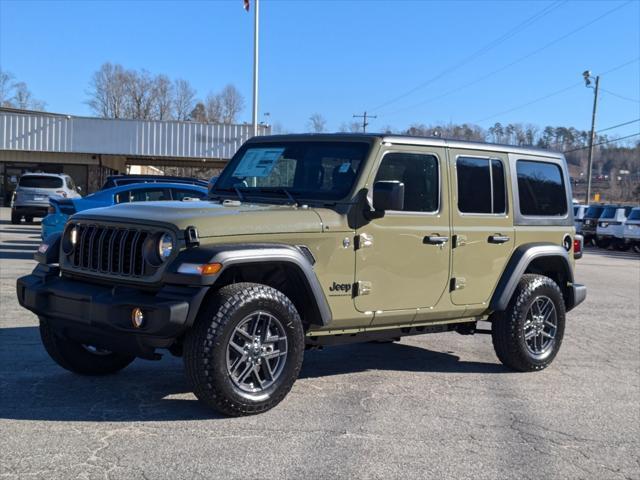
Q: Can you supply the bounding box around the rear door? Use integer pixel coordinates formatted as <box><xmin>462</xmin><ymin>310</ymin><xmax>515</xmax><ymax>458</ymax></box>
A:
<box><xmin>448</xmin><ymin>149</ymin><xmax>515</xmax><ymax>306</ymax></box>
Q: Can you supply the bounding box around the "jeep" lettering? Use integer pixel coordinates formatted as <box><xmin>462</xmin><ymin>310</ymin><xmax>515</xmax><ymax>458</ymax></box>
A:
<box><xmin>329</xmin><ymin>282</ymin><xmax>352</xmax><ymax>294</ymax></box>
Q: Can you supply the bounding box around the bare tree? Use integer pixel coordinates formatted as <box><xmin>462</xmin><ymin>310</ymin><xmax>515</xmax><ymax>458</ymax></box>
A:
<box><xmin>189</xmin><ymin>102</ymin><xmax>207</xmax><ymax>123</ymax></box>
<box><xmin>0</xmin><ymin>70</ymin><xmax>46</xmax><ymax>110</ymax></box>
<box><xmin>338</xmin><ymin>121</ymin><xmax>362</xmax><ymax>133</ymax></box>
<box><xmin>307</xmin><ymin>113</ymin><xmax>326</xmax><ymax>133</ymax></box>
<box><xmin>205</xmin><ymin>93</ymin><xmax>223</xmax><ymax>123</ymax></box>
<box><xmin>153</xmin><ymin>74</ymin><xmax>174</xmax><ymax>120</ymax></box>
<box><xmin>0</xmin><ymin>69</ymin><xmax>15</xmax><ymax>107</ymax></box>
<box><xmin>124</xmin><ymin>69</ymin><xmax>156</xmax><ymax>120</ymax></box>
<box><xmin>219</xmin><ymin>84</ymin><xmax>244</xmax><ymax>123</ymax></box>
<box><xmin>86</xmin><ymin>63</ymin><xmax>128</xmax><ymax>118</ymax></box>
<box><xmin>173</xmin><ymin>79</ymin><xmax>196</xmax><ymax>121</ymax></box>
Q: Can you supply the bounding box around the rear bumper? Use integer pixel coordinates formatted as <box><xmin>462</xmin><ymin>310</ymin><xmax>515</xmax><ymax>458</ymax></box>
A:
<box><xmin>16</xmin><ymin>264</ymin><xmax>208</xmax><ymax>358</ymax></box>
<box><xmin>12</xmin><ymin>205</ymin><xmax>48</xmax><ymax>218</ymax></box>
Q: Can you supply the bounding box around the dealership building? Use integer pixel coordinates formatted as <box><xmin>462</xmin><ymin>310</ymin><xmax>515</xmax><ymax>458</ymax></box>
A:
<box><xmin>0</xmin><ymin>108</ymin><xmax>269</xmax><ymax>205</ymax></box>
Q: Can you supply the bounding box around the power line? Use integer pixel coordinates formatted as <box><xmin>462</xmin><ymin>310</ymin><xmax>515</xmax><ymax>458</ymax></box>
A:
<box><xmin>600</xmin><ymin>88</ymin><xmax>640</xmax><ymax>103</ymax></box>
<box><xmin>563</xmin><ymin>132</ymin><xmax>640</xmax><ymax>153</ymax></box>
<box><xmin>369</xmin><ymin>0</ymin><xmax>567</xmax><ymax>112</ymax></box>
<box><xmin>379</xmin><ymin>1</ymin><xmax>634</xmax><ymax>118</ymax></box>
<box><xmin>472</xmin><ymin>58</ymin><xmax>640</xmax><ymax>124</ymax></box>
<box><xmin>597</xmin><ymin>118</ymin><xmax>640</xmax><ymax>133</ymax></box>
<box><xmin>474</xmin><ymin>82</ymin><xmax>582</xmax><ymax>123</ymax></box>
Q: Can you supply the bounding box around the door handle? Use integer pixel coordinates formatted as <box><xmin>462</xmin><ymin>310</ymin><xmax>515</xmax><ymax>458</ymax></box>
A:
<box><xmin>488</xmin><ymin>234</ymin><xmax>510</xmax><ymax>244</ymax></box>
<box><xmin>424</xmin><ymin>235</ymin><xmax>449</xmax><ymax>245</ymax></box>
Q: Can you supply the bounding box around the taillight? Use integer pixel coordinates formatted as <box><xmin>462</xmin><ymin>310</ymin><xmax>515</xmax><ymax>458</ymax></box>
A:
<box><xmin>574</xmin><ymin>235</ymin><xmax>583</xmax><ymax>260</ymax></box>
<box><xmin>55</xmin><ymin>190</ymin><xmax>68</xmax><ymax>198</ymax></box>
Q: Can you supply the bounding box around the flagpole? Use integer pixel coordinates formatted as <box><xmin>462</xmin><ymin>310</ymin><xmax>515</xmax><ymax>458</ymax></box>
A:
<box><xmin>251</xmin><ymin>0</ymin><xmax>259</xmax><ymax>137</ymax></box>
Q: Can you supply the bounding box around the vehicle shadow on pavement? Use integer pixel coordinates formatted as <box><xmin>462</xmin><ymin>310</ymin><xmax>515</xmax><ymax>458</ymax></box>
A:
<box><xmin>300</xmin><ymin>341</ymin><xmax>508</xmax><ymax>379</ymax></box>
<box><xmin>0</xmin><ymin>326</ymin><xmax>222</xmax><ymax>422</ymax></box>
<box><xmin>0</xmin><ymin>327</ymin><xmax>506</xmax><ymax>422</ymax></box>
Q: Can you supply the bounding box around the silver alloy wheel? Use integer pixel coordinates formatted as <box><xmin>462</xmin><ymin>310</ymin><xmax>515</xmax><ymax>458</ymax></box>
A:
<box><xmin>523</xmin><ymin>295</ymin><xmax>558</xmax><ymax>359</ymax></box>
<box><xmin>226</xmin><ymin>311</ymin><xmax>288</xmax><ymax>394</ymax></box>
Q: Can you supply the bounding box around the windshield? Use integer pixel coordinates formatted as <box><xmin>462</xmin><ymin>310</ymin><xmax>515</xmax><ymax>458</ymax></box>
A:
<box><xmin>213</xmin><ymin>141</ymin><xmax>370</xmax><ymax>202</ymax></box>
<box><xmin>18</xmin><ymin>176</ymin><xmax>63</xmax><ymax>188</ymax></box>
<box><xmin>601</xmin><ymin>206</ymin><xmax>617</xmax><ymax>219</ymax></box>
<box><xmin>628</xmin><ymin>209</ymin><xmax>640</xmax><ymax>220</ymax></box>
<box><xmin>585</xmin><ymin>205</ymin><xmax>604</xmax><ymax>218</ymax></box>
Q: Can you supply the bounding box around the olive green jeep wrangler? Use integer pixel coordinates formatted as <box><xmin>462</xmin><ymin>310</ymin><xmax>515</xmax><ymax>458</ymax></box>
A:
<box><xmin>17</xmin><ymin>134</ymin><xmax>586</xmax><ymax>416</ymax></box>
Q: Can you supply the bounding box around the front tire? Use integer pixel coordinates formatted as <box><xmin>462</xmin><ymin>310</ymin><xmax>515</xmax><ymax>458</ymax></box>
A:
<box><xmin>184</xmin><ymin>283</ymin><xmax>304</xmax><ymax>416</ymax></box>
<box><xmin>39</xmin><ymin>317</ymin><xmax>135</xmax><ymax>375</ymax></box>
<box><xmin>491</xmin><ymin>274</ymin><xmax>565</xmax><ymax>372</ymax></box>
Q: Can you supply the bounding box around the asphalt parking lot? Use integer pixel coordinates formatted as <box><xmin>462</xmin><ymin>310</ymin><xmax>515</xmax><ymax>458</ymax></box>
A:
<box><xmin>1</xmin><ymin>207</ymin><xmax>638</xmax><ymax>480</ymax></box>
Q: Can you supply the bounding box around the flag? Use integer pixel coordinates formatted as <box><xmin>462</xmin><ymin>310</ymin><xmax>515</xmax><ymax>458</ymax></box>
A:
<box><xmin>243</xmin><ymin>0</ymin><xmax>250</xmax><ymax>12</ymax></box>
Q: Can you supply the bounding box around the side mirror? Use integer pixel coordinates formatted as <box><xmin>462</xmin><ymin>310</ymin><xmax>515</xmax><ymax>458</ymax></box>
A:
<box><xmin>373</xmin><ymin>180</ymin><xmax>404</xmax><ymax>212</ymax></box>
<box><xmin>76</xmin><ymin>186</ymin><xmax>82</xmax><ymax>193</ymax></box>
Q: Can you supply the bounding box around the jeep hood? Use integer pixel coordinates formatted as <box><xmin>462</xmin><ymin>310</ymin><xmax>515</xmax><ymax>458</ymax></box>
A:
<box><xmin>73</xmin><ymin>200</ymin><xmax>324</xmax><ymax>237</ymax></box>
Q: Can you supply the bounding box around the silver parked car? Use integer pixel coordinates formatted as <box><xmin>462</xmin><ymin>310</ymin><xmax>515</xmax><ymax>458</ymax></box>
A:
<box><xmin>573</xmin><ymin>204</ymin><xmax>589</xmax><ymax>234</ymax></box>
<box><xmin>623</xmin><ymin>207</ymin><xmax>640</xmax><ymax>253</ymax></box>
<box><xmin>11</xmin><ymin>173</ymin><xmax>81</xmax><ymax>224</ymax></box>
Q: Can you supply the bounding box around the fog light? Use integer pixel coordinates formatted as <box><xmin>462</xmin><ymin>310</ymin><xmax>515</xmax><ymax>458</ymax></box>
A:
<box><xmin>131</xmin><ymin>308</ymin><xmax>145</xmax><ymax>328</ymax></box>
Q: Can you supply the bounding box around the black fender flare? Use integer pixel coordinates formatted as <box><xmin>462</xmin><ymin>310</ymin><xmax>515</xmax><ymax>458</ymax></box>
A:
<box><xmin>490</xmin><ymin>243</ymin><xmax>575</xmax><ymax>312</ymax></box>
<box><xmin>164</xmin><ymin>244</ymin><xmax>332</xmax><ymax>326</ymax></box>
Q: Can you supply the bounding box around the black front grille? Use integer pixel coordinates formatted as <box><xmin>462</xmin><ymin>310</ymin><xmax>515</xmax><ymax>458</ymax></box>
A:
<box><xmin>69</xmin><ymin>224</ymin><xmax>150</xmax><ymax>277</ymax></box>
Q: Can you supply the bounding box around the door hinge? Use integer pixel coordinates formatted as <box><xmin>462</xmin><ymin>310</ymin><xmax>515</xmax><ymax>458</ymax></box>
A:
<box><xmin>452</xmin><ymin>235</ymin><xmax>467</xmax><ymax>248</ymax></box>
<box><xmin>355</xmin><ymin>233</ymin><xmax>374</xmax><ymax>250</ymax></box>
<box><xmin>450</xmin><ymin>277</ymin><xmax>466</xmax><ymax>291</ymax></box>
<box><xmin>355</xmin><ymin>280</ymin><xmax>372</xmax><ymax>296</ymax></box>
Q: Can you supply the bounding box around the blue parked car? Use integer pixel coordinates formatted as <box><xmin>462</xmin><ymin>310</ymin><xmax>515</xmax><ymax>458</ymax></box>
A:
<box><xmin>42</xmin><ymin>182</ymin><xmax>208</xmax><ymax>239</ymax></box>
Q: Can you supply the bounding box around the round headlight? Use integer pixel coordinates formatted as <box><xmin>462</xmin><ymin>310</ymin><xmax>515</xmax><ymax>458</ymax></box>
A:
<box><xmin>158</xmin><ymin>233</ymin><xmax>174</xmax><ymax>260</ymax></box>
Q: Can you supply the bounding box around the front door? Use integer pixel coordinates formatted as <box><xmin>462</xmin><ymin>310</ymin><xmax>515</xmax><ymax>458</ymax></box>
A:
<box><xmin>448</xmin><ymin>149</ymin><xmax>515</xmax><ymax>306</ymax></box>
<box><xmin>354</xmin><ymin>147</ymin><xmax>451</xmax><ymax>324</ymax></box>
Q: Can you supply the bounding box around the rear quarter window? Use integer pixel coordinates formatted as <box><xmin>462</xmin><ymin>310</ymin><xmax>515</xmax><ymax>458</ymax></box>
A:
<box><xmin>516</xmin><ymin>160</ymin><xmax>567</xmax><ymax>216</ymax></box>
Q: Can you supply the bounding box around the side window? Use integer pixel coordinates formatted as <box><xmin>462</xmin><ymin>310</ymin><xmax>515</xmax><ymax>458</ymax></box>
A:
<box><xmin>374</xmin><ymin>152</ymin><xmax>439</xmax><ymax>212</ymax></box>
<box><xmin>66</xmin><ymin>176</ymin><xmax>76</xmax><ymax>190</ymax></box>
<box><xmin>115</xmin><ymin>190</ymin><xmax>131</xmax><ymax>203</ymax></box>
<box><xmin>516</xmin><ymin>160</ymin><xmax>567</xmax><ymax>216</ymax></box>
<box><xmin>172</xmin><ymin>188</ymin><xmax>206</xmax><ymax>200</ymax></box>
<box><xmin>457</xmin><ymin>157</ymin><xmax>506</xmax><ymax>214</ymax></box>
<box><xmin>129</xmin><ymin>188</ymin><xmax>170</xmax><ymax>202</ymax></box>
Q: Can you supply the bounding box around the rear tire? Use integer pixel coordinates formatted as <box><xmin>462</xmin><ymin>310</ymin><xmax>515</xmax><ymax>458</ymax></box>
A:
<box><xmin>39</xmin><ymin>317</ymin><xmax>135</xmax><ymax>375</ymax></box>
<box><xmin>11</xmin><ymin>211</ymin><xmax>20</xmax><ymax>224</ymax></box>
<box><xmin>491</xmin><ymin>274</ymin><xmax>565</xmax><ymax>372</ymax></box>
<box><xmin>184</xmin><ymin>283</ymin><xmax>304</xmax><ymax>416</ymax></box>
<box><xmin>596</xmin><ymin>237</ymin><xmax>610</xmax><ymax>249</ymax></box>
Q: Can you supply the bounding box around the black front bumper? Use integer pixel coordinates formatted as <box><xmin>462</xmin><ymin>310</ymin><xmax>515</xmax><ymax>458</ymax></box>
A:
<box><xmin>16</xmin><ymin>265</ymin><xmax>208</xmax><ymax>358</ymax></box>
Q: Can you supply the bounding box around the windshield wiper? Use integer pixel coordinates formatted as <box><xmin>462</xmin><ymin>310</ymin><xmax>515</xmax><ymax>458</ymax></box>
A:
<box><xmin>278</xmin><ymin>188</ymin><xmax>298</xmax><ymax>206</ymax></box>
<box><xmin>253</xmin><ymin>187</ymin><xmax>299</xmax><ymax>206</ymax></box>
<box><xmin>233</xmin><ymin>186</ymin><xmax>245</xmax><ymax>202</ymax></box>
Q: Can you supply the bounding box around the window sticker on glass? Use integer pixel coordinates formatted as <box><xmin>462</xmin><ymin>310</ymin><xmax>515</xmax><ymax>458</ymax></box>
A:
<box><xmin>233</xmin><ymin>148</ymin><xmax>285</xmax><ymax>178</ymax></box>
<box><xmin>338</xmin><ymin>162</ymin><xmax>351</xmax><ymax>173</ymax></box>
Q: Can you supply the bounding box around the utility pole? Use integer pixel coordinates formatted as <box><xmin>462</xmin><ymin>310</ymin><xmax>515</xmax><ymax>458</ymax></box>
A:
<box><xmin>583</xmin><ymin>70</ymin><xmax>600</xmax><ymax>204</ymax></box>
<box><xmin>251</xmin><ymin>0</ymin><xmax>260</xmax><ymax>137</ymax></box>
<box><xmin>353</xmin><ymin>111</ymin><xmax>377</xmax><ymax>133</ymax></box>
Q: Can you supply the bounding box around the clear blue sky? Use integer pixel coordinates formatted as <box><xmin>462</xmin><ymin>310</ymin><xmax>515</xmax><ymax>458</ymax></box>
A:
<box><xmin>1</xmin><ymin>0</ymin><xmax>639</xmax><ymax>138</ymax></box>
